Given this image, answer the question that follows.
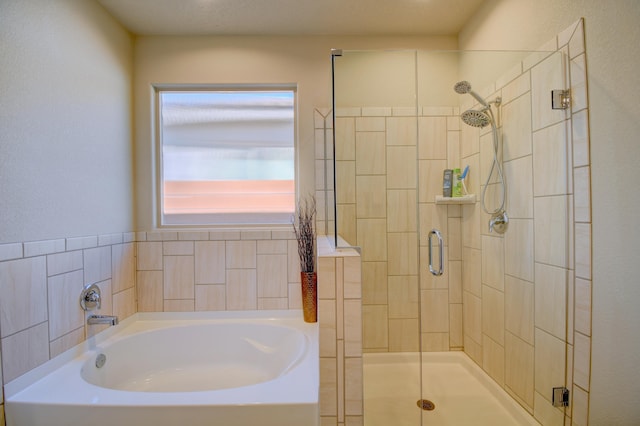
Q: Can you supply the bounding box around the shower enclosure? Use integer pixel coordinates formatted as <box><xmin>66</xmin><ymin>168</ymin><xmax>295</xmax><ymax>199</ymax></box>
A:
<box><xmin>326</xmin><ymin>48</ymin><xmax>574</xmax><ymax>425</ymax></box>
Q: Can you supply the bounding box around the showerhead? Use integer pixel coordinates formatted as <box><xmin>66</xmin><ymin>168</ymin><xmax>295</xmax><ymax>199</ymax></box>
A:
<box><xmin>453</xmin><ymin>81</ymin><xmax>472</xmax><ymax>95</ymax></box>
<box><xmin>461</xmin><ymin>109</ymin><xmax>491</xmax><ymax>128</ymax></box>
<box><xmin>453</xmin><ymin>80</ymin><xmax>489</xmax><ymax>107</ymax></box>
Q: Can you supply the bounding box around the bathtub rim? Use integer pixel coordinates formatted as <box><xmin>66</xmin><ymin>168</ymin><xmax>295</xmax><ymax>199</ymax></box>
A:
<box><xmin>5</xmin><ymin>309</ymin><xmax>317</xmax><ymax>400</ymax></box>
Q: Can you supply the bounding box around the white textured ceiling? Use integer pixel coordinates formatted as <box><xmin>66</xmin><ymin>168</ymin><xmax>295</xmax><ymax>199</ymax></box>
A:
<box><xmin>97</xmin><ymin>0</ymin><xmax>486</xmax><ymax>36</ymax></box>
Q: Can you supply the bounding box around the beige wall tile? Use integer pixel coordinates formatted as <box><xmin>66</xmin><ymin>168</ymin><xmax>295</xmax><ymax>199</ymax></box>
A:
<box><xmin>387</xmin><ymin>190</ymin><xmax>417</xmax><ymax>232</ymax></box>
<box><xmin>387</xmin><ymin>233</ymin><xmax>418</xmax><ymax>275</ymax></box>
<box><xmin>573</xmin><ymin>166</ymin><xmax>591</xmax><ymax>222</ymax></box>
<box><xmin>163</xmin><ymin>241</ymin><xmax>194</xmax><ymax>256</ymax></box>
<box><xmin>318</xmin><ymin>257</ymin><xmax>336</xmax><ymax>300</ymax></box>
<box><xmin>355</xmin><ymin>132</ymin><xmax>386</xmax><ymax>175</ymax></box>
<box><xmin>362</xmin><ymin>305</ymin><xmax>388</xmax><ymax>350</ymax></box>
<box><xmin>460</xmin><ymin>120</ymin><xmax>480</xmax><ymax>158</ymax></box>
<box><xmin>504</xmin><ymin>156</ymin><xmax>533</xmax><ymax>219</ymax></box>
<box><xmin>570</xmin><ymin>54</ymin><xmax>588</xmax><ymax>113</ymax></box>
<box><xmin>336</xmin><ymin>160</ymin><xmax>356</xmax><ymax>204</ymax></box>
<box><xmin>288</xmin><ymin>283</ymin><xmax>303</xmax><ymax>309</ymax></box>
<box><xmin>83</xmin><ymin>246</ymin><xmax>111</xmax><ymax>284</ymax></box>
<box><xmin>572</xmin><ymin>109</ymin><xmax>590</xmax><ymax>168</ymax></box>
<box><xmin>502</xmin><ymin>92</ymin><xmax>532</xmax><ymax>161</ymax></box>
<box><xmin>505</xmin><ymin>331</ymin><xmax>535</xmax><ymax>409</ymax></box>
<box><xmin>50</xmin><ymin>326</ymin><xmax>84</xmax><ymax>358</ymax></box>
<box><xmin>534</xmin><ymin>196</ymin><xmax>569</xmax><ymax>268</ymax></box>
<box><xmin>47</xmin><ymin>250</ymin><xmax>83</xmax><ymax>276</ymax></box>
<box><xmin>343</xmin><ymin>257</ymin><xmax>361</xmax><ymax>299</ymax></box>
<box><xmin>288</xmin><ymin>240</ymin><xmax>302</xmax><ymax>284</ymax></box>
<box><xmin>47</xmin><ymin>270</ymin><xmax>84</xmax><ymax>340</ymax></box>
<box><xmin>575</xmin><ymin>278</ymin><xmax>591</xmax><ymax>336</ymax></box>
<box><xmin>137</xmin><ymin>241</ymin><xmax>163</xmax><ymax>270</ymax></box>
<box><xmin>533</xmin><ymin>393</ymin><xmax>564</xmax><ymax>426</ymax></box>
<box><xmin>111</xmin><ymin>243</ymin><xmax>135</xmax><ymax>293</ymax></box>
<box><xmin>164</xmin><ymin>299</ymin><xmax>194</xmax><ymax>312</ymax></box>
<box><xmin>0</xmin><ymin>243</ymin><xmax>22</xmax><ymax>262</ymax></box>
<box><xmin>481</xmin><ymin>235</ymin><xmax>504</xmax><ymax>291</ymax></box>
<box><xmin>1</xmin><ymin>322</ymin><xmax>49</xmax><ymax>382</ymax></box>
<box><xmin>344</xmin><ymin>299</ymin><xmax>362</xmax><ymax>357</ymax></box>
<box><xmin>535</xmin><ymin>263</ymin><xmax>567</xmax><ymax>340</ymax></box>
<box><xmin>422</xmin><ymin>332</ymin><xmax>450</xmax><ymax>352</ymax></box>
<box><xmin>447</xmin><ymin>130</ymin><xmax>461</xmax><ymax>170</ymax></box>
<box><xmin>483</xmin><ymin>335</ymin><xmax>505</xmax><ymax>386</ymax></box>
<box><xmin>356</xmin><ymin>176</ymin><xmax>386</xmax><ymax>219</ymax></box>
<box><xmin>257</xmin><ymin>239</ymin><xmax>287</xmax><ymax>254</ymax></box>
<box><xmin>462</xmin><ymin>247</ymin><xmax>481</xmax><ymax>297</ymax></box>
<box><xmin>113</xmin><ymin>287</ymin><xmax>136</xmax><ymax>319</ymax></box>
<box><xmin>575</xmin><ymin>223</ymin><xmax>591</xmax><ymax>280</ymax></box>
<box><xmin>356</xmin><ymin>117</ymin><xmax>385</xmax><ymax>132</ymax></box>
<box><xmin>195</xmin><ymin>284</ymin><xmax>226</xmax><ymax>311</ymax></box>
<box><xmin>225</xmin><ymin>240</ymin><xmax>256</xmax><ymax>269</ymax></box>
<box><xmin>447</xmin><ymin>217</ymin><xmax>461</xmax><ymax>261</ymax></box>
<box><xmin>195</xmin><ymin>241</ymin><xmax>225</xmax><ymax>284</ymax></box>
<box><xmin>226</xmin><ymin>269</ymin><xmax>257</xmax><ymax>310</ymax></box>
<box><xmin>421</xmin><ymin>289</ymin><xmax>449</xmax><ymax>332</ymax></box>
<box><xmin>419</xmin><ymin>203</ymin><xmax>448</xmax><ymax>246</ymax></box>
<box><xmin>361</xmin><ymin>262</ymin><xmax>387</xmax><ymax>305</ymax></box>
<box><xmin>388</xmin><ymin>275</ymin><xmax>419</xmax><ymax>319</ymax></box>
<box><xmin>137</xmin><ymin>270</ymin><xmax>163</xmax><ymax>312</ymax></box>
<box><xmin>573</xmin><ymin>332</ymin><xmax>591</xmax><ymax>391</ymax></box>
<box><xmin>345</xmin><ymin>357</ymin><xmax>363</xmax><ymax>415</ymax></box>
<box><xmin>257</xmin><ymin>254</ymin><xmax>288</xmax><ymax>298</ymax></box>
<box><xmin>163</xmin><ymin>256</ymin><xmax>194</xmax><ymax>300</ymax></box>
<box><xmin>531</xmin><ymin>52</ymin><xmax>567</xmax><ymax>131</ymax></box>
<box><xmin>533</xmin><ymin>121</ymin><xmax>570</xmax><ymax>197</ymax></box>
<box><xmin>387</xmin><ymin>146</ymin><xmax>416</xmax><ymax>189</ymax></box>
<box><xmin>534</xmin><ymin>328</ymin><xmax>566</xmax><ymax>403</ymax></box>
<box><xmin>505</xmin><ymin>218</ymin><xmax>534</xmax><ymax>282</ymax></box>
<box><xmin>0</xmin><ymin>256</ymin><xmax>47</xmax><ymax>338</ymax></box>
<box><xmin>482</xmin><ymin>285</ymin><xmax>505</xmax><ymax>345</ymax></box>
<box><xmin>463</xmin><ymin>291</ymin><xmax>482</xmax><ymax>344</ymax></box>
<box><xmin>337</xmin><ymin>204</ymin><xmax>357</xmax><ymax>246</ymax></box>
<box><xmin>501</xmin><ymin>72</ymin><xmax>531</xmax><ymax>104</ymax></box>
<box><xmin>335</xmin><ymin>118</ymin><xmax>355</xmax><ymax>161</ymax></box>
<box><xmin>389</xmin><ymin>318</ymin><xmax>419</xmax><ymax>351</ymax></box>
<box><xmin>448</xmin><ymin>260</ymin><xmax>462</xmax><ymax>303</ymax></box>
<box><xmin>320</xmin><ymin>357</ymin><xmax>338</xmax><ymax>415</ymax></box>
<box><xmin>505</xmin><ymin>275</ymin><xmax>534</xmax><ymax>344</ymax></box>
<box><xmin>257</xmin><ymin>297</ymin><xmax>288</xmax><ymax>310</ymax></box>
<box><xmin>418</xmin><ymin>159</ymin><xmax>447</xmax><ymax>202</ymax></box>
<box><xmin>319</xmin><ymin>299</ymin><xmax>336</xmax><ymax>357</ymax></box>
<box><xmin>571</xmin><ymin>384</ymin><xmax>589</xmax><ymax>426</ymax></box>
<box><xmin>387</xmin><ymin>116</ymin><xmax>416</xmax><ymax>147</ymax></box>
<box><xmin>418</xmin><ymin>116</ymin><xmax>447</xmax><ymax>159</ymax></box>
<box><xmin>449</xmin><ymin>304</ymin><xmax>463</xmax><ymax>348</ymax></box>
<box><xmin>357</xmin><ymin>219</ymin><xmax>387</xmax><ymax>262</ymax></box>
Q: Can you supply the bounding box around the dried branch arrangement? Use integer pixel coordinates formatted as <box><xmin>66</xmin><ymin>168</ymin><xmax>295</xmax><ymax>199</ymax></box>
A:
<box><xmin>292</xmin><ymin>196</ymin><xmax>316</xmax><ymax>273</ymax></box>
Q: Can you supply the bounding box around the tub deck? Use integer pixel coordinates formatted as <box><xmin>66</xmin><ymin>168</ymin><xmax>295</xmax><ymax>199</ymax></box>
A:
<box><xmin>5</xmin><ymin>310</ymin><xmax>319</xmax><ymax>426</ymax></box>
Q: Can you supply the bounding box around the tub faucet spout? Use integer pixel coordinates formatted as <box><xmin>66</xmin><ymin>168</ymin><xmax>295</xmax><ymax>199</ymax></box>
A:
<box><xmin>87</xmin><ymin>315</ymin><xmax>118</xmax><ymax>326</ymax></box>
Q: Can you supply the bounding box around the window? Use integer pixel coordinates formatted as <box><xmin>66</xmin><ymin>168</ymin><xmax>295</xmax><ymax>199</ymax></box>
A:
<box><xmin>156</xmin><ymin>86</ymin><xmax>296</xmax><ymax>226</ymax></box>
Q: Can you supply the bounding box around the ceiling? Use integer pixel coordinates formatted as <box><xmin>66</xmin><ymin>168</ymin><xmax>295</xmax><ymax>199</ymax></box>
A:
<box><xmin>96</xmin><ymin>0</ymin><xmax>487</xmax><ymax>36</ymax></box>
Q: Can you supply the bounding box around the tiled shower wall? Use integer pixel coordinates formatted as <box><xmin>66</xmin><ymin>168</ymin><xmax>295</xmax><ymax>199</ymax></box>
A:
<box><xmin>460</xmin><ymin>19</ymin><xmax>591</xmax><ymax>426</ymax></box>
<box><xmin>329</xmin><ymin>107</ymin><xmax>464</xmax><ymax>353</ymax></box>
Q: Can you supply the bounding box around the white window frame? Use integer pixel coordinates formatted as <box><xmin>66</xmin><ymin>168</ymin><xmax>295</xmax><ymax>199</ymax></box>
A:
<box><xmin>153</xmin><ymin>84</ymin><xmax>298</xmax><ymax>227</ymax></box>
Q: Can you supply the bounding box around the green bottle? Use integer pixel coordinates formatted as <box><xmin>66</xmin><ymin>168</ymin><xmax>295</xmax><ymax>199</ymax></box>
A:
<box><xmin>452</xmin><ymin>168</ymin><xmax>462</xmax><ymax>197</ymax></box>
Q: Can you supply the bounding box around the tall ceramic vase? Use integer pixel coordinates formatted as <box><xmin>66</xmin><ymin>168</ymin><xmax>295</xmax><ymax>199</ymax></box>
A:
<box><xmin>300</xmin><ymin>271</ymin><xmax>317</xmax><ymax>323</ymax></box>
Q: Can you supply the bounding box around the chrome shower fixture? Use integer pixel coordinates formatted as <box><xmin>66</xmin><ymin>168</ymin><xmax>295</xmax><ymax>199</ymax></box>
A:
<box><xmin>453</xmin><ymin>80</ymin><xmax>489</xmax><ymax>107</ymax></box>
<box><xmin>460</xmin><ymin>109</ymin><xmax>491</xmax><ymax>128</ymax></box>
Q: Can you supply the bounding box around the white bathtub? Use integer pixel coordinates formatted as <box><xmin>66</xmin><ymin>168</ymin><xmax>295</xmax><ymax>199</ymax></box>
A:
<box><xmin>5</xmin><ymin>310</ymin><xmax>319</xmax><ymax>426</ymax></box>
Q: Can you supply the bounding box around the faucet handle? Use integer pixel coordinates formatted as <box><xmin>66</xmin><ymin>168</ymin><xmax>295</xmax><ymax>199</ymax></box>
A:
<box><xmin>80</xmin><ymin>283</ymin><xmax>102</xmax><ymax>311</ymax></box>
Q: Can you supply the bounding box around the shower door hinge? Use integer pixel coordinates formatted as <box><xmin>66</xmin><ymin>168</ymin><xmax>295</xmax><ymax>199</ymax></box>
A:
<box><xmin>552</xmin><ymin>387</ymin><xmax>570</xmax><ymax>407</ymax></box>
<box><xmin>551</xmin><ymin>89</ymin><xmax>571</xmax><ymax>110</ymax></box>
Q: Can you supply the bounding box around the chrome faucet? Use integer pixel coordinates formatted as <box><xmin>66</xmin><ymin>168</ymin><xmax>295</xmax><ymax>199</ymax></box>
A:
<box><xmin>87</xmin><ymin>315</ymin><xmax>118</xmax><ymax>326</ymax></box>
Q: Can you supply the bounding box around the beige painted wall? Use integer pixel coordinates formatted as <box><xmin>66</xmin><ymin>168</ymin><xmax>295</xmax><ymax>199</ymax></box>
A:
<box><xmin>0</xmin><ymin>0</ymin><xmax>134</xmax><ymax>244</ymax></box>
<box><xmin>461</xmin><ymin>1</ymin><xmax>640</xmax><ymax>423</ymax></box>
<box><xmin>133</xmin><ymin>35</ymin><xmax>456</xmax><ymax>230</ymax></box>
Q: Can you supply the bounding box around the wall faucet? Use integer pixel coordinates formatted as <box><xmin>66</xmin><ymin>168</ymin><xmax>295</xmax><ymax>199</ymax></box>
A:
<box><xmin>87</xmin><ymin>315</ymin><xmax>118</xmax><ymax>326</ymax></box>
<box><xmin>489</xmin><ymin>211</ymin><xmax>509</xmax><ymax>234</ymax></box>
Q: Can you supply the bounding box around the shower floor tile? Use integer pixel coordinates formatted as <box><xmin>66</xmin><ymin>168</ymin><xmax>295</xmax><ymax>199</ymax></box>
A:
<box><xmin>363</xmin><ymin>352</ymin><xmax>541</xmax><ymax>426</ymax></box>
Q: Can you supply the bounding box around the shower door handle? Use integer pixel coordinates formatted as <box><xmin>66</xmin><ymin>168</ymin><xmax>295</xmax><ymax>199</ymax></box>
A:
<box><xmin>428</xmin><ymin>229</ymin><xmax>444</xmax><ymax>276</ymax></box>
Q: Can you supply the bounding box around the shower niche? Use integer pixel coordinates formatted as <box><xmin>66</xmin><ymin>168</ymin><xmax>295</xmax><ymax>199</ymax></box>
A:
<box><xmin>328</xmin><ymin>49</ymin><xmax>574</xmax><ymax>425</ymax></box>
